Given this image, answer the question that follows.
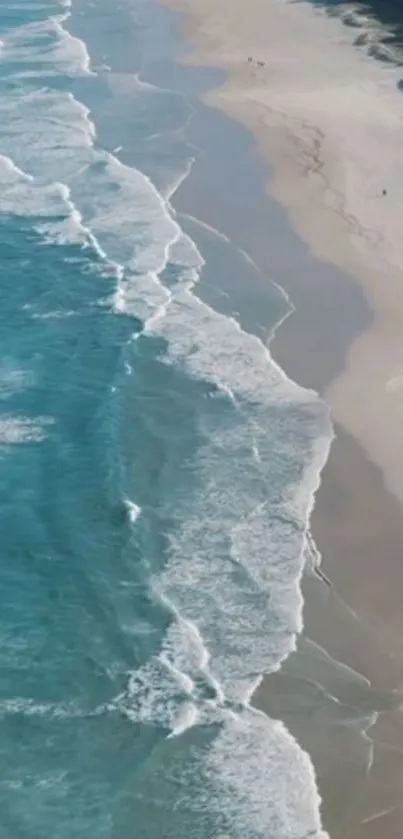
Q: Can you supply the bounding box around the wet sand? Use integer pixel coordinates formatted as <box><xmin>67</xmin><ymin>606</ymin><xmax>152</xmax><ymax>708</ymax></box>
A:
<box><xmin>255</xmin><ymin>427</ymin><xmax>403</xmax><ymax>837</ymax></box>
<box><xmin>310</xmin><ymin>429</ymin><xmax>403</xmax><ymax>837</ymax></box>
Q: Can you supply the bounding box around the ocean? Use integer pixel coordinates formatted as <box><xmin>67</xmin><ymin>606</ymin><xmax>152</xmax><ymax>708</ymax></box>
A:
<box><xmin>0</xmin><ymin>0</ymin><xmax>369</xmax><ymax>836</ymax></box>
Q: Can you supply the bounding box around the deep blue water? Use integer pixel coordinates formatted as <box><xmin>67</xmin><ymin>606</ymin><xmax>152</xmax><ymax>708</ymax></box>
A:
<box><xmin>312</xmin><ymin>0</ymin><xmax>403</xmax><ymax>64</ymax></box>
<box><xmin>0</xmin><ymin>1</ymin><xmax>335</xmax><ymax>836</ymax></box>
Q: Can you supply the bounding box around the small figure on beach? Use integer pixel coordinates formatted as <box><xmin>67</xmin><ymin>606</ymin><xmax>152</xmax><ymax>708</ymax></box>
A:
<box><xmin>247</xmin><ymin>57</ymin><xmax>253</xmax><ymax>62</ymax></box>
<box><xmin>382</xmin><ymin>188</ymin><xmax>387</xmax><ymax>196</ymax></box>
<box><xmin>257</xmin><ymin>60</ymin><xmax>265</xmax><ymax>67</ymax></box>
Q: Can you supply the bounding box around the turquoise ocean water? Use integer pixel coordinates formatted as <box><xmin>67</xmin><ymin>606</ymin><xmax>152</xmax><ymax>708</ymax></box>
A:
<box><xmin>0</xmin><ymin>0</ymin><xmax>334</xmax><ymax>836</ymax></box>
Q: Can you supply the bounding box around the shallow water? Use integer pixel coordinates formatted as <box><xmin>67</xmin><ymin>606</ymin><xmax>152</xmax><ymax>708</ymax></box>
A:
<box><xmin>0</xmin><ymin>0</ymin><xmax>336</xmax><ymax>836</ymax></box>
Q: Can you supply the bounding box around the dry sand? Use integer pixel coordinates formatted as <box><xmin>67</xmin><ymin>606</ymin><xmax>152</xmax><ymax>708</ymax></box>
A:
<box><xmin>156</xmin><ymin>0</ymin><xmax>403</xmax><ymax>835</ymax></box>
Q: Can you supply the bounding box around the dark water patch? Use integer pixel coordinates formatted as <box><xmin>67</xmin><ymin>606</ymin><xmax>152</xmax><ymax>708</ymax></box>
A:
<box><xmin>302</xmin><ymin>0</ymin><xmax>403</xmax><ymax>67</ymax></box>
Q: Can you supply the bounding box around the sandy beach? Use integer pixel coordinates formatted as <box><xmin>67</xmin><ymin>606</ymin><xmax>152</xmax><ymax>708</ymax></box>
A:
<box><xmin>156</xmin><ymin>0</ymin><xmax>403</xmax><ymax>835</ymax></box>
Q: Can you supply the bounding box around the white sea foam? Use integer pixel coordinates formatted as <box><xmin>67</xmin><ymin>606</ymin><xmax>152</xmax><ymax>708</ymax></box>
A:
<box><xmin>206</xmin><ymin>711</ymin><xmax>328</xmax><ymax>839</ymax></box>
<box><xmin>164</xmin><ymin>153</ymin><xmax>196</xmax><ymax>201</ymax></box>
<box><xmin>123</xmin><ymin>498</ymin><xmax>142</xmax><ymax>524</ymax></box>
<box><xmin>0</xmin><ymin>360</ymin><xmax>35</xmax><ymax>398</ymax></box>
<box><xmin>0</xmin><ymin>697</ymin><xmax>107</xmax><ymax>719</ymax></box>
<box><xmin>0</xmin><ymin>771</ymin><xmax>68</xmax><ymax>792</ymax></box>
<box><xmin>0</xmin><ymin>88</ymin><xmax>95</xmax><ymax>182</ymax></box>
<box><xmin>0</xmin><ymin>415</ymin><xmax>53</xmax><ymax>444</ymax></box>
<box><xmin>151</xmin><ymin>364</ymin><xmax>330</xmax><ymax>703</ymax></box>
<box><xmin>34</xmin><ymin>310</ymin><xmax>77</xmax><ymax>320</ymax></box>
<box><xmin>168</xmin><ymin>701</ymin><xmax>199</xmax><ymax>738</ymax></box>
<box><xmin>0</xmin><ymin>155</ymin><xmax>101</xmax><ymax>256</ymax></box>
<box><xmin>0</xmin><ymin>153</ymin><xmax>33</xmax><ymax>185</ymax></box>
<box><xmin>77</xmin><ymin>154</ymin><xmax>182</xmax><ymax>273</ymax></box>
<box><xmin>0</xmin><ymin>11</ymin><xmax>93</xmax><ymax>77</ymax></box>
<box><xmin>115</xmin><ymin>613</ymin><xmax>225</xmax><ymax>734</ymax></box>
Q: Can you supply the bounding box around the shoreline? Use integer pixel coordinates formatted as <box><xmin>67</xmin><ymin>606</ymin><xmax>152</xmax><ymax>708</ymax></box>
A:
<box><xmin>156</xmin><ymin>0</ymin><xmax>403</xmax><ymax>673</ymax></box>
<box><xmin>158</xmin><ymin>0</ymin><xmax>403</xmax><ymax>507</ymax></box>
<box><xmin>258</xmin><ymin>425</ymin><xmax>403</xmax><ymax>838</ymax></box>
<box><xmin>154</xmin><ymin>1</ymin><xmax>403</xmax><ymax>836</ymax></box>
